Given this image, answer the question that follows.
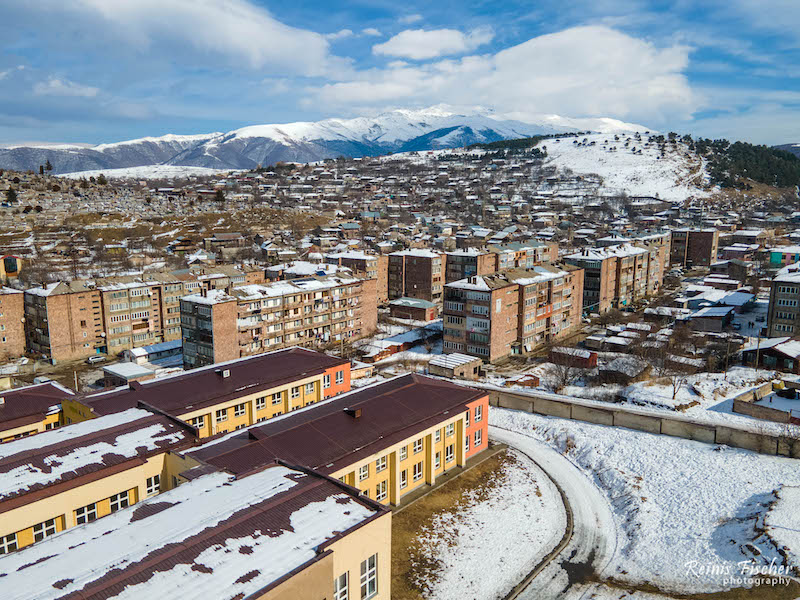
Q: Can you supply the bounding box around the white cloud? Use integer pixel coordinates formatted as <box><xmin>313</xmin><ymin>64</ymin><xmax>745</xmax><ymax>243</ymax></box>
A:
<box><xmin>34</xmin><ymin>0</ymin><xmax>338</xmax><ymax>76</ymax></box>
<box><xmin>373</xmin><ymin>27</ymin><xmax>494</xmax><ymax>60</ymax></box>
<box><xmin>326</xmin><ymin>29</ymin><xmax>354</xmax><ymax>41</ymax></box>
<box><xmin>398</xmin><ymin>14</ymin><xmax>423</xmax><ymax>24</ymax></box>
<box><xmin>0</xmin><ymin>65</ymin><xmax>24</xmax><ymax>81</ymax></box>
<box><xmin>362</xmin><ymin>28</ymin><xmax>382</xmax><ymax>37</ymax></box>
<box><xmin>33</xmin><ymin>77</ymin><xmax>99</xmax><ymax>98</ymax></box>
<box><xmin>319</xmin><ymin>26</ymin><xmax>696</xmax><ymax>125</ymax></box>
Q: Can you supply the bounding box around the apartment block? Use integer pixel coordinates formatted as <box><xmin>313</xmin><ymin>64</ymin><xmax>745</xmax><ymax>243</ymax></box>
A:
<box><xmin>767</xmin><ymin>262</ymin><xmax>800</xmax><ymax>337</ymax></box>
<box><xmin>326</xmin><ymin>250</ymin><xmax>389</xmax><ymax>303</ymax></box>
<box><xmin>63</xmin><ymin>348</ymin><xmax>351</xmax><ymax>438</ymax></box>
<box><xmin>445</xmin><ymin>248</ymin><xmax>498</xmax><ymax>283</ymax></box>
<box><xmin>0</xmin><ymin>380</ymin><xmax>73</xmax><ymax>442</ymax></box>
<box><xmin>488</xmin><ymin>241</ymin><xmax>559</xmax><ymax>270</ymax></box>
<box><xmin>180</xmin><ymin>275</ymin><xmax>377</xmax><ymax>368</ymax></box>
<box><xmin>0</xmin><ymin>287</ymin><xmax>24</xmax><ymax>361</ymax></box>
<box><xmin>0</xmin><ymin>408</ymin><xmax>197</xmax><ymax>555</ymax></box>
<box><xmin>670</xmin><ymin>228</ymin><xmax>720</xmax><ymax>267</ymax></box>
<box><xmin>388</xmin><ymin>249</ymin><xmax>445</xmax><ymax>302</ymax></box>
<box><xmin>0</xmin><ymin>462</ymin><xmax>391</xmax><ymax>600</ymax></box>
<box><xmin>443</xmin><ymin>264</ymin><xmax>584</xmax><ymax>362</ymax></box>
<box><xmin>566</xmin><ymin>243</ymin><xmax>664</xmax><ymax>314</ymax></box>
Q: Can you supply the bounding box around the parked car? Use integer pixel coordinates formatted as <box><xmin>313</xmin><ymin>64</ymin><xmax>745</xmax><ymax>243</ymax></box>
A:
<box><xmin>86</xmin><ymin>355</ymin><xmax>107</xmax><ymax>365</ymax></box>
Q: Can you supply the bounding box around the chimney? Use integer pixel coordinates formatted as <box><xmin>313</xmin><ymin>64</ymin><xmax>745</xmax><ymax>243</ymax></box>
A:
<box><xmin>216</xmin><ymin>368</ymin><xmax>231</xmax><ymax>379</ymax></box>
<box><xmin>343</xmin><ymin>407</ymin><xmax>362</xmax><ymax>419</ymax></box>
<box><xmin>128</xmin><ymin>381</ymin><xmax>142</xmax><ymax>391</ymax></box>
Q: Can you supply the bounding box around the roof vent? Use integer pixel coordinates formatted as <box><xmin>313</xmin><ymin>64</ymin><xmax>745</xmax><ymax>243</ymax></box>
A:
<box><xmin>0</xmin><ymin>397</ymin><xmax>4</xmax><ymax>405</ymax></box>
<box><xmin>217</xmin><ymin>369</ymin><xmax>231</xmax><ymax>378</ymax></box>
<box><xmin>343</xmin><ymin>407</ymin><xmax>362</xmax><ymax>419</ymax></box>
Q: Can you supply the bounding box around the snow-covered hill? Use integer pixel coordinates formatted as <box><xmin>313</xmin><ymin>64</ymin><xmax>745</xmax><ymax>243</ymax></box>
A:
<box><xmin>0</xmin><ymin>106</ymin><xmax>645</xmax><ymax>174</ymax></box>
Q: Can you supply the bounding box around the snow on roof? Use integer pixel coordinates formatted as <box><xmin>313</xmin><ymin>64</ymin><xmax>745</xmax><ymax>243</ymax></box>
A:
<box><xmin>551</xmin><ymin>346</ymin><xmax>593</xmax><ymax>359</ymax></box>
<box><xmin>102</xmin><ymin>362</ymin><xmax>154</xmax><ymax>378</ymax></box>
<box><xmin>566</xmin><ymin>243</ymin><xmax>648</xmax><ymax>261</ymax></box>
<box><xmin>0</xmin><ymin>465</ymin><xmax>378</xmax><ymax>600</ymax></box>
<box><xmin>390</xmin><ymin>249</ymin><xmax>442</xmax><ymax>258</ymax></box>
<box><xmin>182</xmin><ymin>288</ymin><xmax>235</xmax><ymax>305</ymax></box>
<box><xmin>774</xmin><ymin>262</ymin><xmax>800</xmax><ymax>284</ymax></box>
<box><xmin>429</xmin><ymin>353</ymin><xmax>481</xmax><ymax>369</ymax></box>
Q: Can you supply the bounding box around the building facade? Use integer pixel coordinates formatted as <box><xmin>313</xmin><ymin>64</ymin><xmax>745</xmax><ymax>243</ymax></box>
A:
<box><xmin>0</xmin><ymin>287</ymin><xmax>24</xmax><ymax>361</ymax></box>
<box><xmin>388</xmin><ymin>250</ymin><xmax>445</xmax><ymax>302</ymax></box>
<box><xmin>767</xmin><ymin>262</ymin><xmax>800</xmax><ymax>338</ymax></box>
<box><xmin>326</xmin><ymin>250</ymin><xmax>389</xmax><ymax>303</ymax></box>
<box><xmin>670</xmin><ymin>229</ymin><xmax>720</xmax><ymax>268</ymax></box>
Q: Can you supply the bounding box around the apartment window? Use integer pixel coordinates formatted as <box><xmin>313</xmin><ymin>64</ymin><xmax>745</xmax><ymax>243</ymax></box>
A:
<box><xmin>336</xmin><ymin>370</ymin><xmax>344</xmax><ymax>385</ymax></box>
<box><xmin>360</xmin><ymin>554</ymin><xmax>378</xmax><ymax>600</ymax></box>
<box><xmin>146</xmin><ymin>475</ymin><xmax>161</xmax><ymax>497</ymax></box>
<box><xmin>465</xmin><ymin>436</ymin><xmax>470</xmax><ymax>454</ymax></box>
<box><xmin>234</xmin><ymin>403</ymin><xmax>246</xmax><ymax>417</ymax></box>
<box><xmin>475</xmin><ymin>430</ymin><xmax>482</xmax><ymax>447</ymax></box>
<box><xmin>256</xmin><ymin>396</ymin><xmax>267</xmax><ymax>410</ymax></box>
<box><xmin>216</xmin><ymin>408</ymin><xmax>228</xmax><ymax>422</ymax></box>
<box><xmin>434</xmin><ymin>451</ymin><xmax>441</xmax><ymax>470</ymax></box>
<box><xmin>359</xmin><ymin>464</ymin><xmax>369</xmax><ymax>481</ymax></box>
<box><xmin>398</xmin><ymin>446</ymin><xmax>407</xmax><ymax>461</ymax></box>
<box><xmin>272</xmin><ymin>392</ymin><xmax>282</xmax><ymax>405</ymax></box>
<box><xmin>434</xmin><ymin>429</ymin><xmax>441</xmax><ymax>443</ymax></box>
<box><xmin>305</xmin><ymin>382</ymin><xmax>315</xmax><ymax>395</ymax></box>
<box><xmin>76</xmin><ymin>503</ymin><xmax>97</xmax><ymax>525</ymax></box>
<box><xmin>109</xmin><ymin>492</ymin><xmax>129</xmax><ymax>513</ymax></box>
<box><xmin>190</xmin><ymin>415</ymin><xmax>204</xmax><ymax>429</ymax></box>
<box><xmin>376</xmin><ymin>456</ymin><xmax>387</xmax><ymax>472</ymax></box>
<box><xmin>376</xmin><ymin>480</ymin><xmax>387</xmax><ymax>501</ymax></box>
<box><xmin>291</xmin><ymin>386</ymin><xmax>300</xmax><ymax>399</ymax></box>
<box><xmin>446</xmin><ymin>423</ymin><xmax>455</xmax><ymax>437</ymax></box>
<box><xmin>0</xmin><ymin>533</ymin><xmax>17</xmax><ymax>555</ymax></box>
<box><xmin>413</xmin><ymin>438</ymin><xmax>423</xmax><ymax>454</ymax></box>
<box><xmin>465</xmin><ymin>411</ymin><xmax>470</xmax><ymax>427</ymax></box>
<box><xmin>445</xmin><ymin>444</ymin><xmax>455</xmax><ymax>463</ymax></box>
<box><xmin>33</xmin><ymin>519</ymin><xmax>57</xmax><ymax>543</ymax></box>
<box><xmin>400</xmin><ymin>469</ymin><xmax>408</xmax><ymax>489</ymax></box>
<box><xmin>323</xmin><ymin>374</ymin><xmax>331</xmax><ymax>389</ymax></box>
<box><xmin>413</xmin><ymin>462</ymin><xmax>423</xmax><ymax>481</ymax></box>
<box><xmin>475</xmin><ymin>405</ymin><xmax>483</xmax><ymax>422</ymax></box>
<box><xmin>334</xmin><ymin>572</ymin><xmax>349</xmax><ymax>600</ymax></box>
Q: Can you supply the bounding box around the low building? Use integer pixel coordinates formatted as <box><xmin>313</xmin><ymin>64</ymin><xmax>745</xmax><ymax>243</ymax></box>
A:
<box><xmin>101</xmin><ymin>361</ymin><xmax>157</xmax><ymax>387</ymax></box>
<box><xmin>0</xmin><ymin>287</ymin><xmax>24</xmax><ymax>361</ymax></box>
<box><xmin>742</xmin><ymin>337</ymin><xmax>800</xmax><ymax>374</ymax></box>
<box><xmin>687</xmin><ymin>305</ymin><xmax>734</xmax><ymax>332</ymax></box>
<box><xmin>549</xmin><ymin>347</ymin><xmax>598</xmax><ymax>369</ymax></box>
<box><xmin>428</xmin><ymin>353</ymin><xmax>483</xmax><ymax>380</ymax></box>
<box><xmin>389</xmin><ymin>297</ymin><xmax>438</xmax><ymax>321</ymax></box>
<box><xmin>0</xmin><ymin>380</ymin><xmax>73</xmax><ymax>442</ymax></box>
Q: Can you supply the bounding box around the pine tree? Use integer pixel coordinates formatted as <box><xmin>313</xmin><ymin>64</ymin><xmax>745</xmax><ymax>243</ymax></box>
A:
<box><xmin>5</xmin><ymin>188</ymin><xmax>17</xmax><ymax>204</ymax></box>
<box><xmin>214</xmin><ymin>189</ymin><xmax>226</xmax><ymax>203</ymax></box>
<box><xmin>97</xmin><ymin>174</ymin><xmax>108</xmax><ymax>185</ymax></box>
<box><xmin>45</xmin><ymin>159</ymin><xmax>53</xmax><ymax>172</ymax></box>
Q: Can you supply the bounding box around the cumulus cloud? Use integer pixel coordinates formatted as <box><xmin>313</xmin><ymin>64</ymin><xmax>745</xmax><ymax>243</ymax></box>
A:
<box><xmin>33</xmin><ymin>77</ymin><xmax>99</xmax><ymax>98</ymax></box>
<box><xmin>326</xmin><ymin>29</ymin><xmax>354</xmax><ymax>41</ymax></box>
<box><xmin>362</xmin><ymin>28</ymin><xmax>382</xmax><ymax>37</ymax></box>
<box><xmin>320</xmin><ymin>26</ymin><xmax>696</xmax><ymax>124</ymax></box>
<box><xmin>0</xmin><ymin>65</ymin><xmax>24</xmax><ymax>81</ymax></box>
<box><xmin>373</xmin><ymin>27</ymin><xmax>494</xmax><ymax>60</ymax></box>
<box><xmin>398</xmin><ymin>14</ymin><xmax>423</xmax><ymax>24</ymax></box>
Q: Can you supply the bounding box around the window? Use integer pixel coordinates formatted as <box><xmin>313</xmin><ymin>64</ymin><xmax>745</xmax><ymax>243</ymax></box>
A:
<box><xmin>376</xmin><ymin>480</ymin><xmax>387</xmax><ymax>501</ymax></box>
<box><xmin>146</xmin><ymin>475</ymin><xmax>160</xmax><ymax>497</ymax></box>
<box><xmin>434</xmin><ymin>451</ymin><xmax>441</xmax><ymax>470</ymax></box>
<box><xmin>336</xmin><ymin>370</ymin><xmax>344</xmax><ymax>385</ymax></box>
<box><xmin>400</xmin><ymin>469</ymin><xmax>408</xmax><ymax>489</ymax></box>
<box><xmin>334</xmin><ymin>572</ymin><xmax>349</xmax><ymax>600</ymax></box>
<box><xmin>34</xmin><ymin>519</ymin><xmax>57</xmax><ymax>542</ymax></box>
<box><xmin>216</xmin><ymin>408</ymin><xmax>228</xmax><ymax>422</ymax></box>
<box><xmin>475</xmin><ymin>430</ymin><xmax>482</xmax><ymax>447</ymax></box>
<box><xmin>305</xmin><ymin>382</ymin><xmax>315</xmax><ymax>395</ymax></box>
<box><xmin>190</xmin><ymin>415</ymin><xmax>205</xmax><ymax>429</ymax></box>
<box><xmin>360</xmin><ymin>554</ymin><xmax>378</xmax><ymax>600</ymax></box>
<box><xmin>0</xmin><ymin>533</ymin><xmax>17</xmax><ymax>554</ymax></box>
<box><xmin>375</xmin><ymin>456</ymin><xmax>387</xmax><ymax>472</ymax></box>
<box><xmin>413</xmin><ymin>462</ymin><xmax>423</xmax><ymax>481</ymax></box>
<box><xmin>76</xmin><ymin>503</ymin><xmax>97</xmax><ymax>525</ymax></box>
<box><xmin>434</xmin><ymin>430</ymin><xmax>441</xmax><ymax>443</ymax></box>
<box><xmin>465</xmin><ymin>411</ymin><xmax>470</xmax><ymax>427</ymax></box>
<box><xmin>445</xmin><ymin>444</ymin><xmax>455</xmax><ymax>463</ymax></box>
<box><xmin>272</xmin><ymin>392</ymin><xmax>282</xmax><ymax>405</ymax></box>
<box><xmin>323</xmin><ymin>374</ymin><xmax>331</xmax><ymax>389</ymax></box>
<box><xmin>291</xmin><ymin>386</ymin><xmax>300</xmax><ymax>399</ymax></box>
<box><xmin>413</xmin><ymin>438</ymin><xmax>423</xmax><ymax>454</ymax></box>
<box><xmin>465</xmin><ymin>435</ymin><xmax>470</xmax><ymax>454</ymax></box>
<box><xmin>475</xmin><ymin>405</ymin><xmax>483</xmax><ymax>422</ymax></box>
<box><xmin>234</xmin><ymin>403</ymin><xmax>246</xmax><ymax>417</ymax></box>
<box><xmin>446</xmin><ymin>423</ymin><xmax>455</xmax><ymax>437</ymax></box>
<box><xmin>398</xmin><ymin>446</ymin><xmax>407</xmax><ymax>461</ymax></box>
<box><xmin>359</xmin><ymin>464</ymin><xmax>369</xmax><ymax>481</ymax></box>
<box><xmin>256</xmin><ymin>396</ymin><xmax>266</xmax><ymax>410</ymax></box>
<box><xmin>109</xmin><ymin>492</ymin><xmax>129</xmax><ymax>513</ymax></box>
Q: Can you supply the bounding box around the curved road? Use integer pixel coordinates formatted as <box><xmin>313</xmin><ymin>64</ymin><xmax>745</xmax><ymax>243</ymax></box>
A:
<box><xmin>490</xmin><ymin>425</ymin><xmax>619</xmax><ymax>599</ymax></box>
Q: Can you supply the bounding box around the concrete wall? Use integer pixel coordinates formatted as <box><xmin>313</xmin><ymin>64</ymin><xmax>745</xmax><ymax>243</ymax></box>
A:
<box><xmin>489</xmin><ymin>389</ymin><xmax>797</xmax><ymax>459</ymax></box>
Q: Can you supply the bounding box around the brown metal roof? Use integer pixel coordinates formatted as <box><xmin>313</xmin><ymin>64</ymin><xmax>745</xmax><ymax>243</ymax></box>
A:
<box><xmin>190</xmin><ymin>373</ymin><xmax>487</xmax><ymax>476</ymax></box>
<box><xmin>0</xmin><ymin>381</ymin><xmax>74</xmax><ymax>428</ymax></box>
<box><xmin>82</xmin><ymin>348</ymin><xmax>349</xmax><ymax>417</ymax></box>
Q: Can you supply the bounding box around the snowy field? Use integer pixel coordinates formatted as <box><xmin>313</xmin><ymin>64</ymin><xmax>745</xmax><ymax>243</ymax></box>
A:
<box><xmin>59</xmin><ymin>165</ymin><xmax>239</xmax><ymax>180</ymax></box>
<box><xmin>408</xmin><ymin>449</ymin><xmax>566</xmax><ymax>600</ymax></box>
<box><xmin>491</xmin><ymin>408</ymin><xmax>800</xmax><ymax>595</ymax></box>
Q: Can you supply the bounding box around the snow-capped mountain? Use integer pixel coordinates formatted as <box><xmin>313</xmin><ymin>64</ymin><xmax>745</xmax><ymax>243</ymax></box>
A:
<box><xmin>0</xmin><ymin>106</ymin><xmax>647</xmax><ymax>174</ymax></box>
<box><xmin>775</xmin><ymin>143</ymin><xmax>800</xmax><ymax>159</ymax></box>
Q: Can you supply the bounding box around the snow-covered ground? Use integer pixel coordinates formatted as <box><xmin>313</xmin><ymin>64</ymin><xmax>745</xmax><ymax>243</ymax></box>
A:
<box><xmin>491</xmin><ymin>408</ymin><xmax>800</xmax><ymax>594</ymax></box>
<box><xmin>409</xmin><ymin>449</ymin><xmax>566</xmax><ymax>600</ymax></box>
<box><xmin>766</xmin><ymin>486</ymin><xmax>800</xmax><ymax>571</ymax></box>
<box><xmin>59</xmin><ymin>165</ymin><xmax>239</xmax><ymax>180</ymax></box>
<box><xmin>544</xmin><ymin>134</ymin><xmax>710</xmax><ymax>202</ymax></box>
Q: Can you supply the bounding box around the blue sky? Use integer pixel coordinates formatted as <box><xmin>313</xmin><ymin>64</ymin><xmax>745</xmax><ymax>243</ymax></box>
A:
<box><xmin>0</xmin><ymin>0</ymin><xmax>798</xmax><ymax>146</ymax></box>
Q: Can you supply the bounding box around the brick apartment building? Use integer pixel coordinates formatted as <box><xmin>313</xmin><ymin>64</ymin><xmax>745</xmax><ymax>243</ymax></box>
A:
<box><xmin>445</xmin><ymin>241</ymin><xmax>559</xmax><ymax>284</ymax></box>
<box><xmin>325</xmin><ymin>250</ymin><xmax>389</xmax><ymax>303</ymax></box>
<box><xmin>670</xmin><ymin>228</ymin><xmax>720</xmax><ymax>267</ymax></box>
<box><xmin>445</xmin><ymin>248</ymin><xmax>498</xmax><ymax>283</ymax></box>
<box><xmin>767</xmin><ymin>262</ymin><xmax>800</xmax><ymax>337</ymax></box>
<box><xmin>388</xmin><ymin>249</ymin><xmax>445</xmax><ymax>302</ymax></box>
<box><xmin>443</xmin><ymin>264</ymin><xmax>584</xmax><ymax>362</ymax></box>
<box><xmin>180</xmin><ymin>275</ymin><xmax>377</xmax><ymax>368</ymax></box>
<box><xmin>565</xmin><ymin>243</ymin><xmax>665</xmax><ymax>314</ymax></box>
<box><xmin>0</xmin><ymin>287</ymin><xmax>24</xmax><ymax>361</ymax></box>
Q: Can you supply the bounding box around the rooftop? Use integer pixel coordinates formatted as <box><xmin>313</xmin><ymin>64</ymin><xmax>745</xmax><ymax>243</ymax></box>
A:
<box><xmin>0</xmin><ymin>381</ymin><xmax>74</xmax><ymax>429</ymax></box>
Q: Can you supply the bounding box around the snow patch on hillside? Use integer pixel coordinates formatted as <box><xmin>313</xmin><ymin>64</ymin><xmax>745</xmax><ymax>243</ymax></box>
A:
<box><xmin>59</xmin><ymin>165</ymin><xmax>238</xmax><ymax>180</ymax></box>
